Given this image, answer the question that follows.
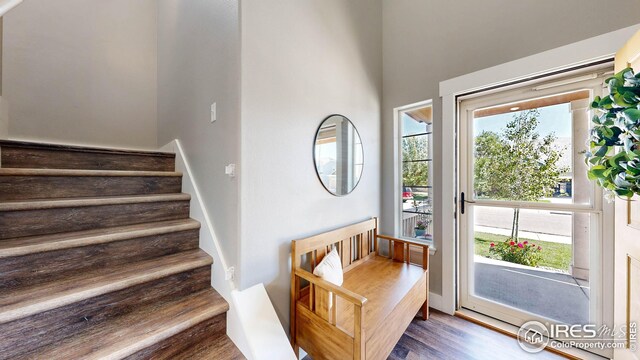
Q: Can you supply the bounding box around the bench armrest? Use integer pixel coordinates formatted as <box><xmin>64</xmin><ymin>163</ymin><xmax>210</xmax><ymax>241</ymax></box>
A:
<box><xmin>377</xmin><ymin>234</ymin><xmax>430</xmax><ymax>251</ymax></box>
<box><xmin>377</xmin><ymin>234</ymin><xmax>429</xmax><ymax>270</ymax></box>
<box><xmin>294</xmin><ymin>269</ymin><xmax>368</xmax><ymax>306</ymax></box>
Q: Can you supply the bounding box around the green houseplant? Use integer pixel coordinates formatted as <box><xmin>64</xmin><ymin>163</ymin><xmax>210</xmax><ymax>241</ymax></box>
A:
<box><xmin>586</xmin><ymin>67</ymin><xmax>640</xmax><ymax>198</ymax></box>
<box><xmin>414</xmin><ymin>219</ymin><xmax>428</xmax><ymax>237</ymax></box>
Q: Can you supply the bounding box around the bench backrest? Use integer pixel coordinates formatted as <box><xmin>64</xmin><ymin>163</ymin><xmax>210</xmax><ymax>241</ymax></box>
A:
<box><xmin>291</xmin><ymin>218</ymin><xmax>378</xmax><ymax>274</ymax></box>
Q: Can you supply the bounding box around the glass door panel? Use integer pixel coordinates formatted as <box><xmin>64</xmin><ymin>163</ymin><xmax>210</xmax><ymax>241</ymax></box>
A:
<box><xmin>459</xmin><ymin>78</ymin><xmax>609</xmax><ymax>343</ymax></box>
<box><xmin>472</xmin><ymin>205</ymin><xmax>591</xmax><ymax>326</ymax></box>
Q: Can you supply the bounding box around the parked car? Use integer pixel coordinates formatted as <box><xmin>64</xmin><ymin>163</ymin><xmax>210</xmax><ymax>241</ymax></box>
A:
<box><xmin>402</xmin><ymin>187</ymin><xmax>413</xmax><ymax>202</ymax></box>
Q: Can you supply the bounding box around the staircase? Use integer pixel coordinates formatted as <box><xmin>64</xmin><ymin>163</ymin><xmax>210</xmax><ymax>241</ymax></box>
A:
<box><xmin>0</xmin><ymin>140</ymin><xmax>244</xmax><ymax>359</ymax></box>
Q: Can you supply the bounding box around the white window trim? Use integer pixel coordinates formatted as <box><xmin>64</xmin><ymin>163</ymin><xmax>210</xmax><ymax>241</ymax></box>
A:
<box><xmin>393</xmin><ymin>99</ymin><xmax>436</xmax><ymax>255</ymax></box>
<box><xmin>438</xmin><ymin>23</ymin><xmax>640</xmax><ymax>316</ymax></box>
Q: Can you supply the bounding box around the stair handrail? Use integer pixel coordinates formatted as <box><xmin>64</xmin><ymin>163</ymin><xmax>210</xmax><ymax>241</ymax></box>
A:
<box><xmin>0</xmin><ymin>0</ymin><xmax>22</xmax><ymax>17</ymax></box>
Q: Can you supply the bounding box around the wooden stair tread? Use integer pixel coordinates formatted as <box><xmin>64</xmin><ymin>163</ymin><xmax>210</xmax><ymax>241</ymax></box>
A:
<box><xmin>0</xmin><ymin>141</ymin><xmax>240</xmax><ymax>359</ymax></box>
<box><xmin>0</xmin><ymin>141</ymin><xmax>176</xmax><ymax>172</ymax></box>
<box><xmin>174</xmin><ymin>334</ymin><xmax>245</xmax><ymax>360</ymax></box>
<box><xmin>30</xmin><ymin>289</ymin><xmax>228</xmax><ymax>360</ymax></box>
<box><xmin>0</xmin><ymin>219</ymin><xmax>201</xmax><ymax>258</ymax></box>
<box><xmin>0</xmin><ymin>168</ymin><xmax>182</xmax><ymax>177</ymax></box>
<box><xmin>0</xmin><ymin>249</ymin><xmax>212</xmax><ymax>324</ymax></box>
<box><xmin>0</xmin><ymin>140</ymin><xmax>176</xmax><ymax>158</ymax></box>
<box><xmin>0</xmin><ymin>193</ymin><xmax>191</xmax><ymax>211</ymax></box>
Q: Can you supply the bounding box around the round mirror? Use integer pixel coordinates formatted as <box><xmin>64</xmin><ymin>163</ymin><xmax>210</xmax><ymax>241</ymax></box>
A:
<box><xmin>313</xmin><ymin>115</ymin><xmax>364</xmax><ymax>196</ymax></box>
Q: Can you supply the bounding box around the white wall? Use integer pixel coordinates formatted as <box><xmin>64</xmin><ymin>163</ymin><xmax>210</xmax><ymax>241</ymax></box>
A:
<box><xmin>0</xmin><ymin>17</ymin><xmax>6</xmax><ymax>139</ymax></box>
<box><xmin>157</xmin><ymin>0</ymin><xmax>241</xmax><ymax>274</ymax></box>
<box><xmin>382</xmin><ymin>0</ymin><xmax>640</xmax><ymax>295</ymax></box>
<box><xmin>3</xmin><ymin>0</ymin><xmax>157</xmax><ymax>149</ymax></box>
<box><xmin>0</xmin><ymin>97</ymin><xmax>8</xmax><ymax>139</ymax></box>
<box><xmin>239</xmin><ymin>0</ymin><xmax>382</xmax><ymax>327</ymax></box>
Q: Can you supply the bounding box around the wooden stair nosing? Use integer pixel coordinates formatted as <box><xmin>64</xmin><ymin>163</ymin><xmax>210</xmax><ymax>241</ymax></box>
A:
<box><xmin>0</xmin><ymin>174</ymin><xmax>183</xmax><ymax>201</ymax></box>
<box><xmin>100</xmin><ymin>299</ymin><xmax>226</xmax><ymax>360</ymax></box>
<box><xmin>171</xmin><ymin>334</ymin><xmax>245</xmax><ymax>360</ymax></box>
<box><xmin>0</xmin><ymin>219</ymin><xmax>201</xmax><ymax>258</ymax></box>
<box><xmin>0</xmin><ymin>193</ymin><xmax>191</xmax><ymax>212</ymax></box>
<box><xmin>32</xmin><ymin>289</ymin><xmax>229</xmax><ymax>360</ymax></box>
<box><xmin>0</xmin><ymin>200</ymin><xmax>191</xmax><ymax>240</ymax></box>
<box><xmin>0</xmin><ymin>267</ymin><xmax>213</xmax><ymax>359</ymax></box>
<box><xmin>0</xmin><ymin>229</ymin><xmax>201</xmax><ymax>299</ymax></box>
<box><xmin>0</xmin><ymin>168</ymin><xmax>183</xmax><ymax>177</ymax></box>
<box><xmin>0</xmin><ymin>140</ymin><xmax>176</xmax><ymax>158</ymax></box>
<box><xmin>0</xmin><ymin>141</ymin><xmax>176</xmax><ymax>172</ymax></box>
<box><xmin>126</xmin><ymin>314</ymin><xmax>245</xmax><ymax>360</ymax></box>
<box><xmin>176</xmin><ymin>334</ymin><xmax>245</xmax><ymax>360</ymax></box>
<box><xmin>0</xmin><ymin>249</ymin><xmax>212</xmax><ymax>324</ymax></box>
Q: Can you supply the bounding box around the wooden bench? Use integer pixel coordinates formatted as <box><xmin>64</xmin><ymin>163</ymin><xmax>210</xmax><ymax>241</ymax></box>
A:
<box><xmin>290</xmin><ymin>218</ymin><xmax>429</xmax><ymax>360</ymax></box>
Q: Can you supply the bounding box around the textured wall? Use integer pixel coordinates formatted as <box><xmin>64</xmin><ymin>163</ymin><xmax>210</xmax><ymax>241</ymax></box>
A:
<box><xmin>239</xmin><ymin>0</ymin><xmax>383</xmax><ymax>327</ymax></box>
<box><xmin>157</xmin><ymin>0</ymin><xmax>241</xmax><ymax>274</ymax></box>
<box><xmin>382</xmin><ymin>0</ymin><xmax>640</xmax><ymax>295</ymax></box>
<box><xmin>4</xmin><ymin>0</ymin><xmax>157</xmax><ymax>149</ymax></box>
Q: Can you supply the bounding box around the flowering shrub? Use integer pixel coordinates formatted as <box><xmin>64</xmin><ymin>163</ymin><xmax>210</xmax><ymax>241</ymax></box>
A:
<box><xmin>489</xmin><ymin>239</ymin><xmax>542</xmax><ymax>267</ymax></box>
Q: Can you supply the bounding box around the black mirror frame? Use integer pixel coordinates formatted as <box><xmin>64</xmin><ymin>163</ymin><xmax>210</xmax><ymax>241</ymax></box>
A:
<box><xmin>313</xmin><ymin>114</ymin><xmax>364</xmax><ymax>197</ymax></box>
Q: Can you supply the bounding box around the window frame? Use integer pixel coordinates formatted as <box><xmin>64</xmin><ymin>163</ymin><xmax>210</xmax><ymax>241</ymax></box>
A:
<box><xmin>393</xmin><ymin>99</ymin><xmax>436</xmax><ymax>253</ymax></box>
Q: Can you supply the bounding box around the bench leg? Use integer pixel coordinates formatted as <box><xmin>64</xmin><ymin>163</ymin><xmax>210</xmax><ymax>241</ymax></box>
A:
<box><xmin>421</xmin><ymin>300</ymin><xmax>429</xmax><ymax>320</ymax></box>
<box><xmin>422</xmin><ymin>275</ymin><xmax>429</xmax><ymax>320</ymax></box>
<box><xmin>293</xmin><ymin>344</ymin><xmax>299</xmax><ymax>359</ymax></box>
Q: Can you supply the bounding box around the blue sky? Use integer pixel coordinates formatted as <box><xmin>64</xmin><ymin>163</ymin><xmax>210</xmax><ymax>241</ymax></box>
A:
<box><xmin>473</xmin><ymin>103</ymin><xmax>572</xmax><ymax>138</ymax></box>
<box><xmin>402</xmin><ymin>103</ymin><xmax>572</xmax><ymax>139</ymax></box>
<box><xmin>402</xmin><ymin>114</ymin><xmax>430</xmax><ymax>136</ymax></box>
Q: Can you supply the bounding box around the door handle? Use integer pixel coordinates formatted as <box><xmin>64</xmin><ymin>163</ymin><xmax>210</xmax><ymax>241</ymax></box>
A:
<box><xmin>460</xmin><ymin>192</ymin><xmax>475</xmax><ymax>215</ymax></box>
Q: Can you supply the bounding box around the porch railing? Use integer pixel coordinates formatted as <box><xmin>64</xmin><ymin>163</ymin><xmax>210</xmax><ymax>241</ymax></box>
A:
<box><xmin>401</xmin><ymin>211</ymin><xmax>433</xmax><ymax>239</ymax></box>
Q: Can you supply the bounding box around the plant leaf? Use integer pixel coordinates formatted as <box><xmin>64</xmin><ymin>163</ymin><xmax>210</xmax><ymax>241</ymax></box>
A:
<box><xmin>624</xmin><ymin>108</ymin><xmax>640</xmax><ymax>122</ymax></box>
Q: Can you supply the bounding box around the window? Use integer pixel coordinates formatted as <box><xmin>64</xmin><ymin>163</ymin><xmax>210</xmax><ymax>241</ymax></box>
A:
<box><xmin>396</xmin><ymin>102</ymin><xmax>433</xmax><ymax>242</ymax></box>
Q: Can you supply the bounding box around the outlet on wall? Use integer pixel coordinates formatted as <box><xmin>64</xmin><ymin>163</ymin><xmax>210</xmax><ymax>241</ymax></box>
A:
<box><xmin>225</xmin><ymin>164</ymin><xmax>236</xmax><ymax>177</ymax></box>
<box><xmin>210</xmin><ymin>102</ymin><xmax>217</xmax><ymax>123</ymax></box>
<box><xmin>225</xmin><ymin>267</ymin><xmax>235</xmax><ymax>281</ymax></box>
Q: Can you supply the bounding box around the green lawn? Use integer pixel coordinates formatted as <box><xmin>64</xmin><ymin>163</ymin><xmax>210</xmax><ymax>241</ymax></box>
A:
<box><xmin>474</xmin><ymin>231</ymin><xmax>572</xmax><ymax>272</ymax></box>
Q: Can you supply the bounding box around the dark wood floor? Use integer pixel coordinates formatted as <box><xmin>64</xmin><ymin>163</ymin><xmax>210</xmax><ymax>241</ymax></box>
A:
<box><xmin>389</xmin><ymin>310</ymin><xmax>565</xmax><ymax>360</ymax></box>
<box><xmin>302</xmin><ymin>309</ymin><xmax>567</xmax><ymax>359</ymax></box>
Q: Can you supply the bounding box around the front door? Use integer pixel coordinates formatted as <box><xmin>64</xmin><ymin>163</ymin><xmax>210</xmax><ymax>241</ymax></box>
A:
<box><xmin>613</xmin><ymin>29</ymin><xmax>640</xmax><ymax>360</ymax></box>
<box><xmin>458</xmin><ymin>66</ymin><xmax>616</xmax><ymax>357</ymax></box>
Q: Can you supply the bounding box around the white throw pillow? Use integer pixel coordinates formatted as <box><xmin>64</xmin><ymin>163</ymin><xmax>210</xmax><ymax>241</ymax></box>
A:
<box><xmin>313</xmin><ymin>248</ymin><xmax>343</xmax><ymax>286</ymax></box>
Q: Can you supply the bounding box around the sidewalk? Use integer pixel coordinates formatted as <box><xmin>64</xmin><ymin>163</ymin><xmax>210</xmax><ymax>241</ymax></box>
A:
<box><xmin>474</xmin><ymin>256</ymin><xmax>589</xmax><ymax>325</ymax></box>
<box><xmin>475</xmin><ymin>225</ymin><xmax>571</xmax><ymax>244</ymax></box>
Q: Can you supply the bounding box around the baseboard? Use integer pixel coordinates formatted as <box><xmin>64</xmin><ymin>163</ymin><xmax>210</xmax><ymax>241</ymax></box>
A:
<box><xmin>428</xmin><ymin>292</ymin><xmax>444</xmax><ymax>313</ymax></box>
<box><xmin>160</xmin><ymin>140</ymin><xmax>251</xmax><ymax>358</ymax></box>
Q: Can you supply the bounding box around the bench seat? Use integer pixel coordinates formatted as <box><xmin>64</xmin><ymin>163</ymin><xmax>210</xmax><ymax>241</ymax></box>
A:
<box><xmin>299</xmin><ymin>255</ymin><xmax>426</xmax><ymax>339</ymax></box>
<box><xmin>291</xmin><ymin>218</ymin><xmax>429</xmax><ymax>360</ymax></box>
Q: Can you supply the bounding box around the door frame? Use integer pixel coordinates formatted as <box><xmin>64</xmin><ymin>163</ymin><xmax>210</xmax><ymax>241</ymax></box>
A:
<box><xmin>437</xmin><ymin>24</ymin><xmax>640</xmax><ymax>317</ymax></box>
<box><xmin>457</xmin><ymin>73</ymin><xmax>611</xmax><ymax>330</ymax></box>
